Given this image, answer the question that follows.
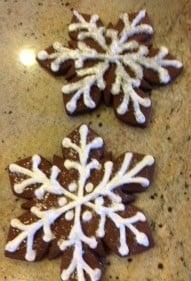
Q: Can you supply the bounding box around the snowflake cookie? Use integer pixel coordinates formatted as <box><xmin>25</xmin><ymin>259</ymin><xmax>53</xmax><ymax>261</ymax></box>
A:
<box><xmin>37</xmin><ymin>10</ymin><xmax>183</xmax><ymax>127</ymax></box>
<box><xmin>5</xmin><ymin>124</ymin><xmax>155</xmax><ymax>281</ymax></box>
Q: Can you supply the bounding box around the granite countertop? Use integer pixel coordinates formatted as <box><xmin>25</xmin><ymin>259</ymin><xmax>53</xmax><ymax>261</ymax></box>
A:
<box><xmin>0</xmin><ymin>0</ymin><xmax>190</xmax><ymax>280</ymax></box>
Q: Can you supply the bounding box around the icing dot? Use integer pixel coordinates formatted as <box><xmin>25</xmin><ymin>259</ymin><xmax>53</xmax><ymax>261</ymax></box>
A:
<box><xmin>37</xmin><ymin>50</ymin><xmax>48</xmax><ymax>60</ymax></box>
<box><xmin>68</xmin><ymin>182</ymin><xmax>77</xmax><ymax>192</ymax></box>
<box><xmin>136</xmin><ymin>232</ymin><xmax>149</xmax><ymax>246</ymax></box>
<box><xmin>43</xmin><ymin>232</ymin><xmax>54</xmax><ymax>242</ymax></box>
<box><xmin>53</xmin><ymin>41</ymin><xmax>63</xmax><ymax>50</ymax></box>
<box><xmin>62</xmin><ymin>137</ymin><xmax>71</xmax><ymax>148</ymax></box>
<box><xmin>95</xmin><ymin>196</ymin><xmax>104</xmax><ymax>206</ymax></box>
<box><xmin>145</xmin><ymin>155</ymin><xmax>155</xmax><ymax>166</ymax></box>
<box><xmin>94</xmin><ymin>269</ymin><xmax>101</xmax><ymax>281</ymax></box>
<box><xmin>34</xmin><ymin>188</ymin><xmax>43</xmax><ymax>199</ymax></box>
<box><xmin>119</xmin><ymin>245</ymin><xmax>129</xmax><ymax>256</ymax></box>
<box><xmin>25</xmin><ymin>250</ymin><xmax>36</xmax><ymax>261</ymax></box>
<box><xmin>94</xmin><ymin>137</ymin><xmax>104</xmax><ymax>148</ymax></box>
<box><xmin>65</xmin><ymin>101</ymin><xmax>76</xmax><ymax>113</ymax></box>
<box><xmin>140</xmin><ymin>45</ymin><xmax>149</xmax><ymax>56</ymax></box>
<box><xmin>135</xmin><ymin>112</ymin><xmax>145</xmax><ymax>124</ymax></box>
<box><xmin>82</xmin><ymin>210</ymin><xmax>93</xmax><ymax>222</ymax></box>
<box><xmin>111</xmin><ymin>84</ymin><xmax>119</xmax><ymax>95</ymax></box>
<box><xmin>97</xmin><ymin>79</ymin><xmax>105</xmax><ymax>89</ymax></box>
<box><xmin>80</xmin><ymin>124</ymin><xmax>88</xmax><ymax>135</ymax></box>
<box><xmin>51</xmin><ymin>61</ymin><xmax>59</xmax><ymax>72</ymax></box>
<box><xmin>160</xmin><ymin>70</ymin><xmax>170</xmax><ymax>84</ymax></box>
<box><xmin>85</xmin><ymin>183</ymin><xmax>94</xmax><ymax>193</ymax></box>
<box><xmin>160</xmin><ymin>46</ymin><xmax>168</xmax><ymax>56</ymax></box>
<box><xmin>13</xmin><ymin>183</ymin><xmax>23</xmax><ymax>194</ymax></box>
<box><xmin>176</xmin><ymin>61</ymin><xmax>183</xmax><ymax>68</ymax></box>
<box><xmin>58</xmin><ymin>197</ymin><xmax>67</xmax><ymax>206</ymax></box>
<box><xmin>64</xmin><ymin>159</ymin><xmax>72</xmax><ymax>170</ymax></box>
<box><xmin>65</xmin><ymin>210</ymin><xmax>74</xmax><ymax>221</ymax></box>
<box><xmin>144</xmin><ymin>98</ymin><xmax>151</xmax><ymax>107</ymax></box>
<box><xmin>75</xmin><ymin>59</ymin><xmax>83</xmax><ymax>68</ymax></box>
<box><xmin>142</xmin><ymin>179</ymin><xmax>149</xmax><ymax>187</ymax></box>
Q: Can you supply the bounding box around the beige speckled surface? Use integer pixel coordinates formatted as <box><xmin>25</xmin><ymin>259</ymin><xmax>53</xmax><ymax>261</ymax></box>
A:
<box><xmin>0</xmin><ymin>0</ymin><xmax>191</xmax><ymax>280</ymax></box>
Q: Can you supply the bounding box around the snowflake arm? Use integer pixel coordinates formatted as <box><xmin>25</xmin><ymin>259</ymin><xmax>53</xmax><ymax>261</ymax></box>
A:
<box><xmin>139</xmin><ymin>46</ymin><xmax>183</xmax><ymax>84</ymax></box>
<box><xmin>5</xmin><ymin>218</ymin><xmax>42</xmax><ymax>261</ymax></box>
<box><xmin>116</xmin><ymin>10</ymin><xmax>154</xmax><ymax>47</ymax></box>
<box><xmin>111</xmin><ymin>62</ymin><xmax>151</xmax><ymax>123</ymax></box>
<box><xmin>107</xmin><ymin>210</ymin><xmax>149</xmax><ymax>255</ymax></box>
<box><xmin>9</xmin><ymin>154</ymin><xmax>64</xmax><ymax>199</ymax></box>
<box><xmin>62</xmin><ymin>62</ymin><xmax>109</xmax><ymax>113</ymax></box>
<box><xmin>37</xmin><ymin>41</ymin><xmax>100</xmax><ymax>72</ymax></box>
<box><xmin>69</xmin><ymin>10</ymin><xmax>107</xmax><ymax>51</ymax></box>
<box><xmin>93</xmin><ymin>152</ymin><xmax>154</xmax><ymax>198</ymax></box>
<box><xmin>61</xmin><ymin>244</ymin><xmax>102</xmax><ymax>281</ymax></box>
<box><xmin>112</xmin><ymin>44</ymin><xmax>182</xmax><ymax>123</ymax></box>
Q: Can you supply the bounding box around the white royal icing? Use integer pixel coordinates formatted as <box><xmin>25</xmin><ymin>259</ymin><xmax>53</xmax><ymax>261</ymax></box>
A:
<box><xmin>58</xmin><ymin>197</ymin><xmax>67</xmax><ymax>206</ymax></box>
<box><xmin>85</xmin><ymin>182</ymin><xmax>94</xmax><ymax>193</ymax></box>
<box><xmin>37</xmin><ymin>10</ymin><xmax>182</xmax><ymax>123</ymax></box>
<box><xmin>65</xmin><ymin>210</ymin><xmax>74</xmax><ymax>221</ymax></box>
<box><xmin>9</xmin><ymin>155</ymin><xmax>64</xmax><ymax>200</ymax></box>
<box><xmin>6</xmin><ymin>124</ymin><xmax>155</xmax><ymax>281</ymax></box>
<box><xmin>68</xmin><ymin>182</ymin><xmax>78</xmax><ymax>192</ymax></box>
<box><xmin>82</xmin><ymin>210</ymin><xmax>93</xmax><ymax>222</ymax></box>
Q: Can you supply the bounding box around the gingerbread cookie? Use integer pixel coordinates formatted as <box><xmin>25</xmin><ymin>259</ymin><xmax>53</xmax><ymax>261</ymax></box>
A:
<box><xmin>5</xmin><ymin>124</ymin><xmax>155</xmax><ymax>281</ymax></box>
<box><xmin>37</xmin><ymin>10</ymin><xmax>183</xmax><ymax>127</ymax></box>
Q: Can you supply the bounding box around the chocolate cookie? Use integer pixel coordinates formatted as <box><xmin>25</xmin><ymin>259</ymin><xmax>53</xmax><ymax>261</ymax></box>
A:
<box><xmin>37</xmin><ymin>10</ymin><xmax>183</xmax><ymax>127</ymax></box>
<box><xmin>5</xmin><ymin>124</ymin><xmax>155</xmax><ymax>281</ymax></box>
